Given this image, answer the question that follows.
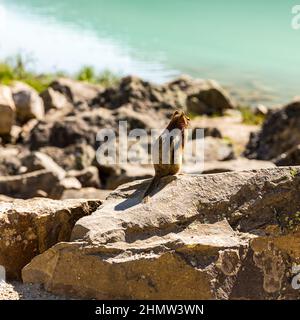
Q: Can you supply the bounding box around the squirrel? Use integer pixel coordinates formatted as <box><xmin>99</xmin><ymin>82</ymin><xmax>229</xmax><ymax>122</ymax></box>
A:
<box><xmin>143</xmin><ymin>110</ymin><xmax>190</xmax><ymax>202</ymax></box>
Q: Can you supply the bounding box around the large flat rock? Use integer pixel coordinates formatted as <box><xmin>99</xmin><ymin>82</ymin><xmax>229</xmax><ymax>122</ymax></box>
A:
<box><xmin>22</xmin><ymin>167</ymin><xmax>300</xmax><ymax>299</ymax></box>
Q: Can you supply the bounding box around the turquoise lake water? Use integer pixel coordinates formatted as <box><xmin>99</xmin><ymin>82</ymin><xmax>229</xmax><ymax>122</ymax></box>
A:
<box><xmin>0</xmin><ymin>0</ymin><xmax>299</xmax><ymax>105</ymax></box>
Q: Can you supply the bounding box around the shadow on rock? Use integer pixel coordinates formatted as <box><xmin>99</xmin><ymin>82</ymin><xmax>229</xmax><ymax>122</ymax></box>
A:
<box><xmin>114</xmin><ymin>175</ymin><xmax>177</xmax><ymax>211</ymax></box>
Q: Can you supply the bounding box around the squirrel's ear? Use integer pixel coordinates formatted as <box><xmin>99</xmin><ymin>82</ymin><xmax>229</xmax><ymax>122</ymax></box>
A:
<box><xmin>173</xmin><ymin>110</ymin><xmax>180</xmax><ymax>116</ymax></box>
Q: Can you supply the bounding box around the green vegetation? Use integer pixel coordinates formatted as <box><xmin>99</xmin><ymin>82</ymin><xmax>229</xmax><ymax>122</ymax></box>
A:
<box><xmin>222</xmin><ymin>136</ymin><xmax>234</xmax><ymax>145</ymax></box>
<box><xmin>76</xmin><ymin>66</ymin><xmax>119</xmax><ymax>87</ymax></box>
<box><xmin>238</xmin><ymin>105</ymin><xmax>265</xmax><ymax>125</ymax></box>
<box><xmin>290</xmin><ymin>168</ymin><xmax>298</xmax><ymax>178</ymax></box>
<box><xmin>0</xmin><ymin>56</ymin><xmax>120</xmax><ymax>93</ymax></box>
<box><xmin>0</xmin><ymin>55</ymin><xmax>56</xmax><ymax>92</ymax></box>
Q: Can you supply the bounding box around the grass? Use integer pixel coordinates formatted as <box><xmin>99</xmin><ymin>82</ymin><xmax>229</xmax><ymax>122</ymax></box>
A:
<box><xmin>0</xmin><ymin>56</ymin><xmax>120</xmax><ymax>93</ymax></box>
<box><xmin>238</xmin><ymin>105</ymin><xmax>266</xmax><ymax>125</ymax></box>
<box><xmin>76</xmin><ymin>66</ymin><xmax>119</xmax><ymax>87</ymax></box>
<box><xmin>0</xmin><ymin>55</ymin><xmax>56</xmax><ymax>92</ymax></box>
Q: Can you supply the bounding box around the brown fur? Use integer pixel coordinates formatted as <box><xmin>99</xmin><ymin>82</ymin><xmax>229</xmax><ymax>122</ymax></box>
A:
<box><xmin>143</xmin><ymin>110</ymin><xmax>190</xmax><ymax>201</ymax></box>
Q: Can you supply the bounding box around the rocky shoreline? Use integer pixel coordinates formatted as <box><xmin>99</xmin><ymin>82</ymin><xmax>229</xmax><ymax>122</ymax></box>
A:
<box><xmin>0</xmin><ymin>74</ymin><xmax>300</xmax><ymax>299</ymax></box>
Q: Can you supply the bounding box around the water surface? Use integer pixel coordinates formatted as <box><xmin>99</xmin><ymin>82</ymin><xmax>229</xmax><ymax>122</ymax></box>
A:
<box><xmin>0</xmin><ymin>0</ymin><xmax>299</xmax><ymax>105</ymax></box>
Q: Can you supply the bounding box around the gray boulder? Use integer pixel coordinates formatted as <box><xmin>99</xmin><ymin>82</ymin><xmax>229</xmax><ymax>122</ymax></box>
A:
<box><xmin>40</xmin><ymin>87</ymin><xmax>71</xmax><ymax>112</ymax></box>
<box><xmin>50</xmin><ymin>78</ymin><xmax>103</xmax><ymax>104</ymax></box>
<box><xmin>11</xmin><ymin>82</ymin><xmax>44</xmax><ymax>124</ymax></box>
<box><xmin>244</xmin><ymin>100</ymin><xmax>300</xmax><ymax>161</ymax></box>
<box><xmin>68</xmin><ymin>166</ymin><xmax>101</xmax><ymax>188</ymax></box>
<box><xmin>22</xmin><ymin>167</ymin><xmax>300</xmax><ymax>299</ymax></box>
<box><xmin>92</xmin><ymin>75</ymin><xmax>187</xmax><ymax>112</ymax></box>
<box><xmin>187</xmin><ymin>80</ymin><xmax>236</xmax><ymax>115</ymax></box>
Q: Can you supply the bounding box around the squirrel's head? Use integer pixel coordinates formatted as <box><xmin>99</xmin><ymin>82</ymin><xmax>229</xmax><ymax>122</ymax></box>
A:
<box><xmin>171</xmin><ymin>110</ymin><xmax>190</xmax><ymax>129</ymax></box>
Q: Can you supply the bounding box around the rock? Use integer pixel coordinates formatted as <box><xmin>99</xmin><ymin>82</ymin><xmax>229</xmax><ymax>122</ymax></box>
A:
<box><xmin>114</xmin><ymin>105</ymin><xmax>166</xmax><ymax>131</ymax></box>
<box><xmin>18</xmin><ymin>119</ymin><xmax>38</xmax><ymax>143</ymax></box>
<box><xmin>61</xmin><ymin>188</ymin><xmax>112</xmax><ymax>200</ymax></box>
<box><xmin>79</xmin><ymin>108</ymin><xmax>115</xmax><ymax>128</ymax></box>
<box><xmin>183</xmin><ymin>157</ymin><xmax>276</xmax><ymax>174</ymax></box>
<box><xmin>27</xmin><ymin>108</ymin><xmax>113</xmax><ymax>150</ymax></box>
<box><xmin>244</xmin><ymin>230</ymin><xmax>300</xmax><ymax>299</ymax></box>
<box><xmin>254</xmin><ymin>104</ymin><xmax>268</xmax><ymax>116</ymax></box>
<box><xmin>44</xmin><ymin>105</ymin><xmax>75</xmax><ymax>123</ymax></box>
<box><xmin>0</xmin><ymin>194</ymin><xmax>14</xmax><ymax>202</ymax></box>
<box><xmin>60</xmin><ymin>177</ymin><xmax>82</xmax><ymax>190</ymax></box>
<box><xmin>40</xmin><ymin>87</ymin><xmax>71</xmax><ymax>112</ymax></box>
<box><xmin>37</xmin><ymin>147</ymin><xmax>67</xmax><ymax>168</ymax></box>
<box><xmin>187</xmin><ymin>80</ymin><xmax>235</xmax><ymax>116</ymax></box>
<box><xmin>50</xmin><ymin>78</ymin><xmax>103</xmax><ymax>104</ymax></box>
<box><xmin>182</xmin><ymin>137</ymin><xmax>236</xmax><ymax>170</ymax></box>
<box><xmin>28</xmin><ymin>105</ymin><xmax>160</xmax><ymax>151</ymax></box>
<box><xmin>20</xmin><ymin>151</ymin><xmax>82</xmax><ymax>190</ymax></box>
<box><xmin>92</xmin><ymin>75</ymin><xmax>187</xmax><ymax>112</ymax></box>
<box><xmin>48</xmin><ymin>117</ymin><xmax>94</xmax><ymax>148</ymax></box>
<box><xmin>23</xmin><ymin>220</ymin><xmax>251</xmax><ymax>299</ymax></box>
<box><xmin>22</xmin><ymin>167</ymin><xmax>300</xmax><ymax>299</ymax></box>
<box><xmin>26</xmin><ymin>120</ymin><xmax>52</xmax><ymax>150</ymax></box>
<box><xmin>68</xmin><ymin>166</ymin><xmax>101</xmax><ymax>188</ymax></box>
<box><xmin>21</xmin><ymin>151</ymin><xmax>66</xmax><ymax>180</ymax></box>
<box><xmin>0</xmin><ymin>198</ymin><xmax>101</xmax><ymax>279</ymax></box>
<box><xmin>244</xmin><ymin>100</ymin><xmax>300</xmax><ymax>161</ymax></box>
<box><xmin>203</xmin><ymin>137</ymin><xmax>235</xmax><ymax>161</ymax></box>
<box><xmin>104</xmin><ymin>164</ymin><xmax>153</xmax><ymax>189</ymax></box>
<box><xmin>11</xmin><ymin>82</ymin><xmax>44</xmax><ymax>124</ymax></box>
<box><xmin>28</xmin><ymin>117</ymin><xmax>94</xmax><ymax>149</ymax></box>
<box><xmin>167</xmin><ymin>74</ymin><xmax>203</xmax><ymax>95</ymax></box>
<box><xmin>9</xmin><ymin>125</ymin><xmax>22</xmax><ymax>144</ymax></box>
<box><xmin>0</xmin><ymin>170</ymin><xmax>63</xmax><ymax>199</ymax></box>
<box><xmin>40</xmin><ymin>144</ymin><xmax>95</xmax><ymax>171</ymax></box>
<box><xmin>192</xmin><ymin>126</ymin><xmax>222</xmax><ymax>139</ymax></box>
<box><xmin>191</xmin><ymin>114</ymin><xmax>259</xmax><ymax>154</ymax></box>
<box><xmin>0</xmin><ymin>85</ymin><xmax>15</xmax><ymax>136</ymax></box>
<box><xmin>0</xmin><ymin>146</ymin><xmax>25</xmax><ymax>176</ymax></box>
<box><xmin>274</xmin><ymin>145</ymin><xmax>300</xmax><ymax>166</ymax></box>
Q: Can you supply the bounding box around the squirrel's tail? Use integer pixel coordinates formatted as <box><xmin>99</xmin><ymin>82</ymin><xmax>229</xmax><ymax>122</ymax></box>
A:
<box><xmin>142</xmin><ymin>176</ymin><xmax>161</xmax><ymax>203</ymax></box>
